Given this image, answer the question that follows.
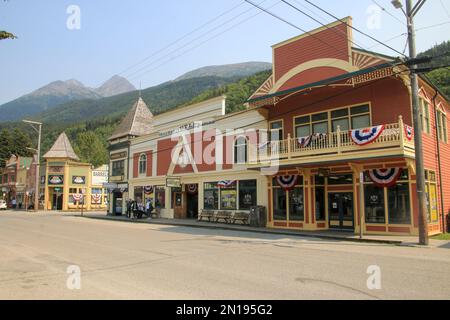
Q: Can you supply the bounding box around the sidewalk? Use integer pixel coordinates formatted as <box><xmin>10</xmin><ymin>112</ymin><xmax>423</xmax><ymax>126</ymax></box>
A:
<box><xmin>78</xmin><ymin>212</ymin><xmax>422</xmax><ymax>245</ymax></box>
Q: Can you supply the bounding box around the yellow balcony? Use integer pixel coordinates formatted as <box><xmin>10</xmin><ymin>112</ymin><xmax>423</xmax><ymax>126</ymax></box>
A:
<box><xmin>248</xmin><ymin>117</ymin><xmax>415</xmax><ymax>167</ymax></box>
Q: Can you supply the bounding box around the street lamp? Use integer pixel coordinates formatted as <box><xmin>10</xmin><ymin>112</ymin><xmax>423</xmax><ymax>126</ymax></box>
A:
<box><xmin>392</xmin><ymin>0</ymin><xmax>429</xmax><ymax>245</ymax></box>
<box><xmin>22</xmin><ymin>120</ymin><xmax>42</xmax><ymax>212</ymax></box>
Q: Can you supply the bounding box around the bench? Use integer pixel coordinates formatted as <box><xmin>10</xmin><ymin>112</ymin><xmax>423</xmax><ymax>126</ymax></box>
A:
<box><xmin>230</xmin><ymin>212</ymin><xmax>250</xmax><ymax>225</ymax></box>
<box><xmin>198</xmin><ymin>210</ymin><xmax>214</xmax><ymax>222</ymax></box>
<box><xmin>215</xmin><ymin>211</ymin><xmax>232</xmax><ymax>223</ymax></box>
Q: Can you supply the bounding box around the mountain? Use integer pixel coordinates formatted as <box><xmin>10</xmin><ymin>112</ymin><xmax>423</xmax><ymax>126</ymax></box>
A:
<box><xmin>175</xmin><ymin>61</ymin><xmax>271</xmax><ymax>82</ymax></box>
<box><xmin>0</xmin><ymin>75</ymin><xmax>135</xmax><ymax>122</ymax></box>
<box><xmin>36</xmin><ymin>75</ymin><xmax>236</xmax><ymax>124</ymax></box>
<box><xmin>94</xmin><ymin>75</ymin><xmax>136</xmax><ymax>97</ymax></box>
<box><xmin>418</xmin><ymin>41</ymin><xmax>450</xmax><ymax>97</ymax></box>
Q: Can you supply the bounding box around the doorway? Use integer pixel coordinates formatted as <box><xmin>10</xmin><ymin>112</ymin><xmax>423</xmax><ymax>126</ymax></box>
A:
<box><xmin>51</xmin><ymin>188</ymin><xmax>63</xmax><ymax>211</ymax></box>
<box><xmin>113</xmin><ymin>191</ymin><xmax>123</xmax><ymax>215</ymax></box>
<box><xmin>187</xmin><ymin>192</ymin><xmax>198</xmax><ymax>219</ymax></box>
<box><xmin>328</xmin><ymin>192</ymin><xmax>354</xmax><ymax>230</ymax></box>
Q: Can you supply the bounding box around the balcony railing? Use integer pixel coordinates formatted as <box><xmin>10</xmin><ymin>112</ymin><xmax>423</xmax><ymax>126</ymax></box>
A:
<box><xmin>248</xmin><ymin>116</ymin><xmax>415</xmax><ymax>166</ymax></box>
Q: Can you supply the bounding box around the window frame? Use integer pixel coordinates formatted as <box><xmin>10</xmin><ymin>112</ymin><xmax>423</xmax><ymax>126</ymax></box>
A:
<box><xmin>138</xmin><ymin>153</ymin><xmax>147</xmax><ymax>175</ymax></box>
<box><xmin>234</xmin><ymin>136</ymin><xmax>248</xmax><ymax>164</ymax></box>
<box><xmin>271</xmin><ymin>176</ymin><xmax>305</xmax><ymax>222</ymax></box>
<box><xmin>269</xmin><ymin>119</ymin><xmax>284</xmax><ymax>141</ymax></box>
<box><xmin>420</xmin><ymin>97</ymin><xmax>431</xmax><ymax>134</ymax></box>
<box><xmin>293</xmin><ymin>103</ymin><xmax>372</xmax><ymax>138</ymax></box>
<box><xmin>437</xmin><ymin>108</ymin><xmax>448</xmax><ymax>143</ymax></box>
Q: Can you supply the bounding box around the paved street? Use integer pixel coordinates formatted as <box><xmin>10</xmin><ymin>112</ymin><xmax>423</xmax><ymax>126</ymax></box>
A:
<box><xmin>0</xmin><ymin>211</ymin><xmax>449</xmax><ymax>300</ymax></box>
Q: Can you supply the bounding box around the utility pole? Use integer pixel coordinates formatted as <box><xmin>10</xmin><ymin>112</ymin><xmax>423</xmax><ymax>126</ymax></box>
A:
<box><xmin>393</xmin><ymin>0</ymin><xmax>429</xmax><ymax>244</ymax></box>
<box><xmin>23</xmin><ymin>120</ymin><xmax>42</xmax><ymax>213</ymax></box>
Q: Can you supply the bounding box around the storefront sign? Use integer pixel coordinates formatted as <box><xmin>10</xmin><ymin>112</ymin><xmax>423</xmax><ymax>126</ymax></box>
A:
<box><xmin>111</xmin><ymin>152</ymin><xmax>127</xmax><ymax>160</ymax></box>
<box><xmin>48</xmin><ymin>175</ymin><xmax>64</xmax><ymax>185</ymax></box>
<box><xmin>159</xmin><ymin>120</ymin><xmax>215</xmax><ymax>138</ymax></box>
<box><xmin>166</xmin><ymin>177</ymin><xmax>181</xmax><ymax>188</ymax></box>
<box><xmin>72</xmin><ymin>176</ymin><xmax>86</xmax><ymax>185</ymax></box>
<box><xmin>117</xmin><ymin>183</ymin><xmax>128</xmax><ymax>193</ymax></box>
<box><xmin>103</xmin><ymin>182</ymin><xmax>118</xmax><ymax>192</ymax></box>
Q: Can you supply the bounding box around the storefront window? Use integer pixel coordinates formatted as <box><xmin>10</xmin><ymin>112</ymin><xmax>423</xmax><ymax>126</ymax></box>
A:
<box><xmin>204</xmin><ymin>182</ymin><xmax>218</xmax><ymax>210</ymax></box>
<box><xmin>315</xmin><ymin>186</ymin><xmax>325</xmax><ymax>221</ymax></box>
<box><xmin>365</xmin><ymin>184</ymin><xmax>385</xmax><ymax>224</ymax></box>
<box><xmin>155</xmin><ymin>186</ymin><xmax>165</xmax><ymax>209</ymax></box>
<box><xmin>425</xmin><ymin>170</ymin><xmax>439</xmax><ymax>223</ymax></box>
<box><xmin>388</xmin><ymin>183</ymin><xmax>411</xmax><ymax>224</ymax></box>
<box><xmin>273</xmin><ymin>187</ymin><xmax>287</xmax><ymax>221</ymax></box>
<box><xmin>220</xmin><ymin>182</ymin><xmax>237</xmax><ymax>210</ymax></box>
<box><xmin>91</xmin><ymin>188</ymin><xmax>102</xmax><ymax>194</ymax></box>
<box><xmin>289</xmin><ymin>187</ymin><xmax>304</xmax><ymax>221</ymax></box>
<box><xmin>239</xmin><ymin>180</ymin><xmax>257</xmax><ymax>210</ymax></box>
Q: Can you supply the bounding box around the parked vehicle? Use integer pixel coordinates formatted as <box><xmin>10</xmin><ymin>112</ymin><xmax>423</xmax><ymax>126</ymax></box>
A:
<box><xmin>0</xmin><ymin>200</ymin><xmax>7</xmax><ymax>210</ymax></box>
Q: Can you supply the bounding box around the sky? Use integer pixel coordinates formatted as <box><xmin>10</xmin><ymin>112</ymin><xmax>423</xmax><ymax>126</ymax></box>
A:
<box><xmin>0</xmin><ymin>0</ymin><xmax>449</xmax><ymax>105</ymax></box>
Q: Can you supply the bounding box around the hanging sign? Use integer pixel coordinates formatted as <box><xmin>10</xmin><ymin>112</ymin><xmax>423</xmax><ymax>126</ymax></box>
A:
<box><xmin>350</xmin><ymin>125</ymin><xmax>385</xmax><ymax>146</ymax></box>
<box><xmin>72</xmin><ymin>176</ymin><xmax>86</xmax><ymax>185</ymax></box>
<box><xmin>368</xmin><ymin>168</ymin><xmax>403</xmax><ymax>188</ymax></box>
<box><xmin>404</xmin><ymin>125</ymin><xmax>414</xmax><ymax>141</ymax></box>
<box><xmin>276</xmin><ymin>175</ymin><xmax>298</xmax><ymax>191</ymax></box>
<box><xmin>48</xmin><ymin>175</ymin><xmax>64</xmax><ymax>185</ymax></box>
<box><xmin>166</xmin><ymin>177</ymin><xmax>181</xmax><ymax>188</ymax></box>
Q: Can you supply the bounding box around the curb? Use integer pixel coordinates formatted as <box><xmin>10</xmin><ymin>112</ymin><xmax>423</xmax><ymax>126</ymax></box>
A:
<box><xmin>79</xmin><ymin>215</ymin><xmax>403</xmax><ymax>245</ymax></box>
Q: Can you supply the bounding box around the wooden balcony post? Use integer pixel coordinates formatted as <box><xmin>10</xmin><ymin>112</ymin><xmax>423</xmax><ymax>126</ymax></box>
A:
<box><xmin>287</xmin><ymin>133</ymin><xmax>292</xmax><ymax>159</ymax></box>
<box><xmin>337</xmin><ymin>125</ymin><xmax>341</xmax><ymax>154</ymax></box>
<box><xmin>398</xmin><ymin>115</ymin><xmax>405</xmax><ymax>148</ymax></box>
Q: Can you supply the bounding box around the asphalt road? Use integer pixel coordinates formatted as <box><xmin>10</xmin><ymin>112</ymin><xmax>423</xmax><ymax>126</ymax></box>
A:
<box><xmin>0</xmin><ymin>211</ymin><xmax>449</xmax><ymax>300</ymax></box>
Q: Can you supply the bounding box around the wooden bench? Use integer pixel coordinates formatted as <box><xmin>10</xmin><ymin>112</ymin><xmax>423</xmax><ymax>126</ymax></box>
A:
<box><xmin>230</xmin><ymin>212</ymin><xmax>250</xmax><ymax>225</ymax></box>
<box><xmin>215</xmin><ymin>211</ymin><xmax>232</xmax><ymax>223</ymax></box>
<box><xmin>198</xmin><ymin>210</ymin><xmax>214</xmax><ymax>222</ymax></box>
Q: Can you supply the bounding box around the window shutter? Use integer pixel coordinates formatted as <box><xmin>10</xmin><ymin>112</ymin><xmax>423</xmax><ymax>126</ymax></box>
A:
<box><xmin>146</xmin><ymin>151</ymin><xmax>153</xmax><ymax>177</ymax></box>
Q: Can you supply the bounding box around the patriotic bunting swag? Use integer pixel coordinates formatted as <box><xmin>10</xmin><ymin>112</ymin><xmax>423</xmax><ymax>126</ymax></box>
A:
<box><xmin>404</xmin><ymin>125</ymin><xmax>414</xmax><ymax>141</ymax></box>
<box><xmin>73</xmin><ymin>194</ymin><xmax>84</xmax><ymax>202</ymax></box>
<box><xmin>276</xmin><ymin>175</ymin><xmax>298</xmax><ymax>191</ymax></box>
<box><xmin>187</xmin><ymin>184</ymin><xmax>198</xmax><ymax>194</ymax></box>
<box><xmin>144</xmin><ymin>186</ymin><xmax>154</xmax><ymax>195</ymax></box>
<box><xmin>217</xmin><ymin>180</ymin><xmax>236</xmax><ymax>188</ymax></box>
<box><xmin>91</xmin><ymin>194</ymin><xmax>102</xmax><ymax>204</ymax></box>
<box><xmin>368</xmin><ymin>168</ymin><xmax>403</xmax><ymax>188</ymax></box>
<box><xmin>350</xmin><ymin>125</ymin><xmax>385</xmax><ymax>146</ymax></box>
<box><xmin>297</xmin><ymin>133</ymin><xmax>327</xmax><ymax>148</ymax></box>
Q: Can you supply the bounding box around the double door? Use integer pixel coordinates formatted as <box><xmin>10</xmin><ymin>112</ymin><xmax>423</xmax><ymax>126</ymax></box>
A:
<box><xmin>328</xmin><ymin>192</ymin><xmax>354</xmax><ymax>230</ymax></box>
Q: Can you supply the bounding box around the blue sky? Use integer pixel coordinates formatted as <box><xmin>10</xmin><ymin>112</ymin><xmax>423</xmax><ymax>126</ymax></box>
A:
<box><xmin>0</xmin><ymin>0</ymin><xmax>449</xmax><ymax>104</ymax></box>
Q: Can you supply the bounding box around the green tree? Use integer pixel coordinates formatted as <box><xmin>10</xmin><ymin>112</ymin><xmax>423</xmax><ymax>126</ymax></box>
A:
<box><xmin>0</xmin><ymin>128</ymin><xmax>33</xmax><ymax>167</ymax></box>
<box><xmin>73</xmin><ymin>131</ymin><xmax>108</xmax><ymax>167</ymax></box>
<box><xmin>0</xmin><ymin>31</ymin><xmax>16</xmax><ymax>40</ymax></box>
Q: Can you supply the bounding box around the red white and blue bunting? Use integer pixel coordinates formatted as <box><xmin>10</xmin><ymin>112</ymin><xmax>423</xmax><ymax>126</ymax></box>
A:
<box><xmin>144</xmin><ymin>186</ymin><xmax>154</xmax><ymax>195</ymax></box>
<box><xmin>368</xmin><ymin>168</ymin><xmax>403</xmax><ymax>188</ymax></box>
<box><xmin>91</xmin><ymin>194</ymin><xmax>102</xmax><ymax>204</ymax></box>
<box><xmin>186</xmin><ymin>184</ymin><xmax>198</xmax><ymax>194</ymax></box>
<box><xmin>404</xmin><ymin>125</ymin><xmax>414</xmax><ymax>141</ymax></box>
<box><xmin>217</xmin><ymin>180</ymin><xmax>236</xmax><ymax>188</ymax></box>
<box><xmin>350</xmin><ymin>125</ymin><xmax>385</xmax><ymax>146</ymax></box>
<box><xmin>276</xmin><ymin>175</ymin><xmax>299</xmax><ymax>191</ymax></box>
<box><xmin>72</xmin><ymin>194</ymin><xmax>84</xmax><ymax>202</ymax></box>
<box><xmin>297</xmin><ymin>133</ymin><xmax>327</xmax><ymax>148</ymax></box>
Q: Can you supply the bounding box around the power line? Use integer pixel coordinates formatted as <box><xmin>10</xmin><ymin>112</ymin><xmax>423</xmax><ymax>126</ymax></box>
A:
<box><xmin>440</xmin><ymin>0</ymin><xmax>450</xmax><ymax>19</ymax></box>
<box><xmin>371</xmin><ymin>0</ymin><xmax>406</xmax><ymax>26</ymax></box>
<box><xmin>280</xmin><ymin>0</ymin><xmax>366</xmax><ymax>50</ymax></box>
<box><xmin>117</xmin><ymin>1</ymin><xmax>246</xmax><ymax>78</ymax></box>
<box><xmin>125</xmin><ymin>0</ymin><xmax>272</xmax><ymax>80</ymax></box>
<box><xmin>303</xmin><ymin>0</ymin><xmax>407</xmax><ymax>57</ymax></box>
<box><xmin>128</xmin><ymin>1</ymin><xmax>281</xmax><ymax>81</ymax></box>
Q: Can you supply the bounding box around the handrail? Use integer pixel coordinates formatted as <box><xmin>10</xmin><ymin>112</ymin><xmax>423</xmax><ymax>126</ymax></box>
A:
<box><xmin>251</xmin><ymin>117</ymin><xmax>414</xmax><ymax>163</ymax></box>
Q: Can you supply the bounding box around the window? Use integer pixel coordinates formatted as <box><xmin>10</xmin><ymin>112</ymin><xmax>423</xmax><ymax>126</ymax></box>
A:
<box><xmin>365</xmin><ymin>185</ymin><xmax>385</xmax><ymax>224</ymax></box>
<box><xmin>272</xmin><ymin>177</ymin><xmax>304</xmax><ymax>221</ymax></box>
<box><xmin>272</xmin><ymin>187</ymin><xmax>287</xmax><ymax>221</ymax></box>
<box><xmin>294</xmin><ymin>104</ymin><xmax>371</xmax><ymax>138</ymax></box>
<box><xmin>270</xmin><ymin>121</ymin><xmax>283</xmax><ymax>141</ymax></box>
<box><xmin>239</xmin><ymin>180</ymin><xmax>257</xmax><ymax>210</ymax></box>
<box><xmin>204</xmin><ymin>182</ymin><xmax>218</xmax><ymax>210</ymax></box>
<box><xmin>437</xmin><ymin>110</ymin><xmax>448</xmax><ymax>142</ymax></box>
<box><xmin>388</xmin><ymin>183</ymin><xmax>411</xmax><ymax>224</ymax></box>
<box><xmin>69</xmin><ymin>188</ymin><xmax>77</xmax><ymax>194</ymax></box>
<box><xmin>425</xmin><ymin>170</ymin><xmax>439</xmax><ymax>223</ymax></box>
<box><xmin>289</xmin><ymin>187</ymin><xmax>304</xmax><ymax>221</ymax></box>
<box><xmin>420</xmin><ymin>97</ymin><xmax>431</xmax><ymax>134</ymax></box>
<box><xmin>220</xmin><ymin>181</ymin><xmax>237</xmax><ymax>210</ymax></box>
<box><xmin>155</xmin><ymin>186</ymin><xmax>165</xmax><ymax>209</ymax></box>
<box><xmin>112</xmin><ymin>160</ymin><xmax>125</xmax><ymax>177</ymax></box>
<box><xmin>314</xmin><ymin>176</ymin><xmax>325</xmax><ymax>221</ymax></box>
<box><xmin>234</xmin><ymin>137</ymin><xmax>248</xmax><ymax>164</ymax></box>
<box><xmin>91</xmin><ymin>188</ymin><xmax>102</xmax><ymax>194</ymax></box>
<box><xmin>139</xmin><ymin>154</ymin><xmax>147</xmax><ymax>175</ymax></box>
